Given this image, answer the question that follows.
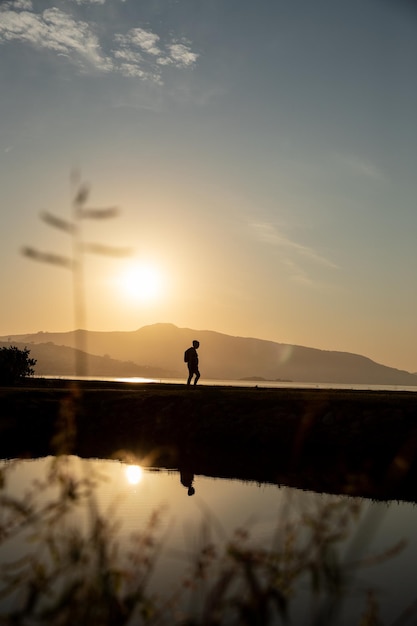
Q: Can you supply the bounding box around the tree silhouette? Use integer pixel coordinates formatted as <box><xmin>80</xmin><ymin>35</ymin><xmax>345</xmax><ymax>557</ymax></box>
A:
<box><xmin>0</xmin><ymin>345</ymin><xmax>36</xmax><ymax>385</ymax></box>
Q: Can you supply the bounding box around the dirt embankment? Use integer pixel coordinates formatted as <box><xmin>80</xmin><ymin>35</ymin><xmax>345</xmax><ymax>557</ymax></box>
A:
<box><xmin>1</xmin><ymin>380</ymin><xmax>417</xmax><ymax>502</ymax></box>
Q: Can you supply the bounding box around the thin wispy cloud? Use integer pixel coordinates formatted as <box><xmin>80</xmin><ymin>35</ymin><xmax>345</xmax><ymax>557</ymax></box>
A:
<box><xmin>250</xmin><ymin>220</ymin><xmax>338</xmax><ymax>287</ymax></box>
<box><xmin>335</xmin><ymin>153</ymin><xmax>386</xmax><ymax>182</ymax></box>
<box><xmin>0</xmin><ymin>2</ymin><xmax>199</xmax><ymax>83</ymax></box>
<box><xmin>252</xmin><ymin>222</ymin><xmax>338</xmax><ymax>269</ymax></box>
<box><xmin>281</xmin><ymin>258</ymin><xmax>316</xmax><ymax>287</ymax></box>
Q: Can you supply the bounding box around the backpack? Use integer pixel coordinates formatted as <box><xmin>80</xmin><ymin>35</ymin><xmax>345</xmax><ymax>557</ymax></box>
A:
<box><xmin>184</xmin><ymin>347</ymin><xmax>192</xmax><ymax>363</ymax></box>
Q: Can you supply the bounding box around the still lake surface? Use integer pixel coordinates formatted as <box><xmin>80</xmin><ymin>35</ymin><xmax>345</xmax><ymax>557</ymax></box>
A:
<box><xmin>39</xmin><ymin>374</ymin><xmax>417</xmax><ymax>392</ymax></box>
<box><xmin>1</xmin><ymin>455</ymin><xmax>416</xmax><ymax>624</ymax></box>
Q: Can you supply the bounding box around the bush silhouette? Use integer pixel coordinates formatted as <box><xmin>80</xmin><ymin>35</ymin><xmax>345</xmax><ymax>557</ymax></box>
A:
<box><xmin>0</xmin><ymin>345</ymin><xmax>36</xmax><ymax>385</ymax></box>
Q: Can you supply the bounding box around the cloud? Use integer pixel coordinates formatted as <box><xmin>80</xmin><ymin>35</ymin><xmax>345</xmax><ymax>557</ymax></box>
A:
<box><xmin>281</xmin><ymin>258</ymin><xmax>316</xmax><ymax>287</ymax></box>
<box><xmin>251</xmin><ymin>221</ymin><xmax>338</xmax><ymax>286</ymax></box>
<box><xmin>115</xmin><ymin>28</ymin><xmax>161</xmax><ymax>56</ymax></box>
<box><xmin>112</xmin><ymin>28</ymin><xmax>199</xmax><ymax>80</ymax></box>
<box><xmin>12</xmin><ymin>0</ymin><xmax>33</xmax><ymax>9</ymax></box>
<box><xmin>0</xmin><ymin>6</ymin><xmax>113</xmax><ymax>71</ymax></box>
<box><xmin>0</xmin><ymin>3</ymin><xmax>199</xmax><ymax>83</ymax></box>
<box><xmin>72</xmin><ymin>0</ymin><xmax>106</xmax><ymax>4</ymax></box>
<box><xmin>252</xmin><ymin>222</ymin><xmax>338</xmax><ymax>269</ymax></box>
<box><xmin>167</xmin><ymin>42</ymin><xmax>199</xmax><ymax>67</ymax></box>
<box><xmin>335</xmin><ymin>153</ymin><xmax>386</xmax><ymax>182</ymax></box>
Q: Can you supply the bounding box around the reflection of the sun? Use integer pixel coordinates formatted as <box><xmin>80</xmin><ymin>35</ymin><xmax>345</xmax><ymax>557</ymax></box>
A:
<box><xmin>125</xmin><ymin>464</ymin><xmax>143</xmax><ymax>485</ymax></box>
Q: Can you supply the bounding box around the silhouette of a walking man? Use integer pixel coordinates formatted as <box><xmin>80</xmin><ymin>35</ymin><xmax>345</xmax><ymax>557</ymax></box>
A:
<box><xmin>180</xmin><ymin>468</ymin><xmax>195</xmax><ymax>496</ymax></box>
<box><xmin>184</xmin><ymin>340</ymin><xmax>200</xmax><ymax>386</ymax></box>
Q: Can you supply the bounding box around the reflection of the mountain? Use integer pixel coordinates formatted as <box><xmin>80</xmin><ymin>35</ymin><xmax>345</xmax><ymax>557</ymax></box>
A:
<box><xmin>186</xmin><ymin>460</ymin><xmax>417</xmax><ymax>505</ymax></box>
<box><xmin>133</xmin><ymin>445</ymin><xmax>417</xmax><ymax>505</ymax></box>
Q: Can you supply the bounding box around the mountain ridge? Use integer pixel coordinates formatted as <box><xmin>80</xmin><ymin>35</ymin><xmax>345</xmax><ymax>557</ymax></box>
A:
<box><xmin>1</xmin><ymin>323</ymin><xmax>416</xmax><ymax>385</ymax></box>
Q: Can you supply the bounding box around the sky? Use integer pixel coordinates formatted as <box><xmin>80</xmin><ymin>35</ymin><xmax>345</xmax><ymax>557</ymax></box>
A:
<box><xmin>0</xmin><ymin>0</ymin><xmax>416</xmax><ymax>372</ymax></box>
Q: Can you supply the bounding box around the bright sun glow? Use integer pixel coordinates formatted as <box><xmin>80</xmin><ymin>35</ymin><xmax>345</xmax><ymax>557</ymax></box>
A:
<box><xmin>119</xmin><ymin>263</ymin><xmax>162</xmax><ymax>302</ymax></box>
<box><xmin>125</xmin><ymin>465</ymin><xmax>143</xmax><ymax>485</ymax></box>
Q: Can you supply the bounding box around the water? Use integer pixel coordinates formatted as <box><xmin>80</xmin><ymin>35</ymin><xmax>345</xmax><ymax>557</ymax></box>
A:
<box><xmin>1</xmin><ymin>456</ymin><xmax>416</xmax><ymax>624</ymax></box>
<box><xmin>38</xmin><ymin>374</ymin><xmax>417</xmax><ymax>392</ymax></box>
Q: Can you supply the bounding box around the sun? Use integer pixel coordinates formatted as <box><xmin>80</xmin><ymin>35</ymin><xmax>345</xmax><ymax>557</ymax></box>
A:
<box><xmin>119</xmin><ymin>263</ymin><xmax>162</xmax><ymax>302</ymax></box>
<box><xmin>125</xmin><ymin>464</ymin><xmax>143</xmax><ymax>485</ymax></box>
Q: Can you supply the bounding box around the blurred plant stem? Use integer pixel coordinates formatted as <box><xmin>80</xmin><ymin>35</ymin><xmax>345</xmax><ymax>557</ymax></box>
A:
<box><xmin>71</xmin><ymin>171</ymin><xmax>87</xmax><ymax>376</ymax></box>
<box><xmin>22</xmin><ymin>170</ymin><xmax>131</xmax><ymax>377</ymax></box>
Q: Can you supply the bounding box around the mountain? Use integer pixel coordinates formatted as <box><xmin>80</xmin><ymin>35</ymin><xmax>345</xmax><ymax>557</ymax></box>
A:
<box><xmin>2</xmin><ymin>323</ymin><xmax>417</xmax><ymax>385</ymax></box>
<box><xmin>0</xmin><ymin>340</ymin><xmax>177</xmax><ymax>379</ymax></box>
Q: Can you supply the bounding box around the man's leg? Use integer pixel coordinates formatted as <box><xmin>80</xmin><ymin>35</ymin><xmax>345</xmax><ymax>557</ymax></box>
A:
<box><xmin>194</xmin><ymin>369</ymin><xmax>200</xmax><ymax>385</ymax></box>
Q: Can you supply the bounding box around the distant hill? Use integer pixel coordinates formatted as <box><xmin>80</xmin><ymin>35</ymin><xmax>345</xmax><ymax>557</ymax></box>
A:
<box><xmin>2</xmin><ymin>323</ymin><xmax>417</xmax><ymax>385</ymax></box>
<box><xmin>0</xmin><ymin>340</ymin><xmax>177</xmax><ymax>379</ymax></box>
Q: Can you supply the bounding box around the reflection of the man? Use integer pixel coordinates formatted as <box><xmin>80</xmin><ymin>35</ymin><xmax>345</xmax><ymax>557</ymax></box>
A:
<box><xmin>180</xmin><ymin>468</ymin><xmax>195</xmax><ymax>496</ymax></box>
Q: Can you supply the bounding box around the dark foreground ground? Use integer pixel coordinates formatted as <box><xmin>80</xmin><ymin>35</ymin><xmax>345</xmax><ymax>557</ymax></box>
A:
<box><xmin>1</xmin><ymin>379</ymin><xmax>417</xmax><ymax>502</ymax></box>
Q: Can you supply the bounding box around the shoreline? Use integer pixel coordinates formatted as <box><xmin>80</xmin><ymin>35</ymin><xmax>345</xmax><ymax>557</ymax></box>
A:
<box><xmin>31</xmin><ymin>374</ymin><xmax>417</xmax><ymax>392</ymax></box>
<box><xmin>1</xmin><ymin>379</ymin><xmax>417</xmax><ymax>502</ymax></box>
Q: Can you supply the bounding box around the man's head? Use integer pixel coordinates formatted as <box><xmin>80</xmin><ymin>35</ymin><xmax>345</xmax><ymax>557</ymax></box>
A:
<box><xmin>192</xmin><ymin>340</ymin><xmax>199</xmax><ymax>348</ymax></box>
